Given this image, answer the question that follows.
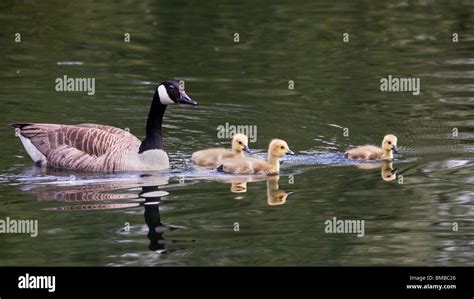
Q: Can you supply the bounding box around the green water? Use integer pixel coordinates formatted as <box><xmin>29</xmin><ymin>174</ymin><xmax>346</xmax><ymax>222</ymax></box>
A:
<box><xmin>0</xmin><ymin>0</ymin><xmax>473</xmax><ymax>266</ymax></box>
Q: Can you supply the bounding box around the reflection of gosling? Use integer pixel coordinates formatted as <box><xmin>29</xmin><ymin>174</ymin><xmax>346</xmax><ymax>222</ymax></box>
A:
<box><xmin>192</xmin><ymin>133</ymin><xmax>250</xmax><ymax>167</ymax></box>
<box><xmin>267</xmin><ymin>176</ymin><xmax>292</xmax><ymax>206</ymax></box>
<box><xmin>230</xmin><ymin>181</ymin><xmax>248</xmax><ymax>193</ymax></box>
<box><xmin>345</xmin><ymin>134</ymin><xmax>398</xmax><ymax>160</ymax></box>
<box><xmin>217</xmin><ymin>139</ymin><xmax>294</xmax><ymax>175</ymax></box>
<box><xmin>381</xmin><ymin>161</ymin><xmax>397</xmax><ymax>182</ymax></box>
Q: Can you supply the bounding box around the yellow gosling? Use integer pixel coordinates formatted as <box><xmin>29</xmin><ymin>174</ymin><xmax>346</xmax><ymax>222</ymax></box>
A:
<box><xmin>192</xmin><ymin>133</ymin><xmax>250</xmax><ymax>167</ymax></box>
<box><xmin>345</xmin><ymin>134</ymin><xmax>398</xmax><ymax>160</ymax></box>
<box><xmin>217</xmin><ymin>139</ymin><xmax>294</xmax><ymax>175</ymax></box>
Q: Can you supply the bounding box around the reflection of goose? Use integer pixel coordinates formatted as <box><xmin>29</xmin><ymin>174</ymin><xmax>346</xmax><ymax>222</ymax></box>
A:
<box><xmin>38</xmin><ymin>189</ymin><xmax>137</xmax><ymax>202</ymax></box>
<box><xmin>140</xmin><ymin>185</ymin><xmax>177</xmax><ymax>253</ymax></box>
<box><xmin>33</xmin><ymin>175</ymin><xmax>178</xmax><ymax>253</ymax></box>
<box><xmin>9</xmin><ymin>81</ymin><xmax>198</xmax><ymax>172</ymax></box>
<box><xmin>37</xmin><ymin>173</ymin><xmax>169</xmax><ymax>203</ymax></box>
<box><xmin>345</xmin><ymin>134</ymin><xmax>398</xmax><ymax>160</ymax></box>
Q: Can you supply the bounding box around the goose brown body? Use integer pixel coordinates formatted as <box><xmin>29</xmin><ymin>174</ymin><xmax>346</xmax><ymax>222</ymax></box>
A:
<box><xmin>9</xmin><ymin>123</ymin><xmax>152</xmax><ymax>172</ymax></box>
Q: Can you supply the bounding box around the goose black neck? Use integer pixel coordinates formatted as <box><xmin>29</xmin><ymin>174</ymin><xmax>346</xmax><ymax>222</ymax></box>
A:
<box><xmin>139</xmin><ymin>93</ymin><xmax>166</xmax><ymax>153</ymax></box>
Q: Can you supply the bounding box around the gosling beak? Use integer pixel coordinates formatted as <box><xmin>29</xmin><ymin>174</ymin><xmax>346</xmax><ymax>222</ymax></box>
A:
<box><xmin>391</xmin><ymin>168</ymin><xmax>398</xmax><ymax>175</ymax></box>
<box><xmin>177</xmin><ymin>92</ymin><xmax>198</xmax><ymax>106</ymax></box>
<box><xmin>286</xmin><ymin>149</ymin><xmax>295</xmax><ymax>155</ymax></box>
<box><xmin>392</xmin><ymin>145</ymin><xmax>398</xmax><ymax>154</ymax></box>
<box><xmin>243</xmin><ymin>145</ymin><xmax>251</xmax><ymax>154</ymax></box>
<box><xmin>285</xmin><ymin>191</ymin><xmax>294</xmax><ymax>197</ymax></box>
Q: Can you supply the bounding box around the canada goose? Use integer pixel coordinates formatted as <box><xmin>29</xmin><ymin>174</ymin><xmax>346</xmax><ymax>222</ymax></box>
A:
<box><xmin>192</xmin><ymin>133</ymin><xmax>250</xmax><ymax>167</ymax></box>
<box><xmin>8</xmin><ymin>80</ymin><xmax>198</xmax><ymax>172</ymax></box>
<box><xmin>217</xmin><ymin>139</ymin><xmax>294</xmax><ymax>175</ymax></box>
<box><xmin>344</xmin><ymin>134</ymin><xmax>398</xmax><ymax>160</ymax></box>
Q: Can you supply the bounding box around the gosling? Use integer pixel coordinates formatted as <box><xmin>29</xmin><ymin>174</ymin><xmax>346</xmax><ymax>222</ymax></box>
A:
<box><xmin>217</xmin><ymin>139</ymin><xmax>294</xmax><ymax>175</ymax></box>
<box><xmin>192</xmin><ymin>133</ymin><xmax>250</xmax><ymax>167</ymax></box>
<box><xmin>345</xmin><ymin>134</ymin><xmax>398</xmax><ymax>160</ymax></box>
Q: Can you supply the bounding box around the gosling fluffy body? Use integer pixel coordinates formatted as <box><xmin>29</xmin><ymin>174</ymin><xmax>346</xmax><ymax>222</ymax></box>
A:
<box><xmin>192</xmin><ymin>134</ymin><xmax>250</xmax><ymax>167</ymax></box>
<box><xmin>345</xmin><ymin>134</ymin><xmax>398</xmax><ymax>160</ymax></box>
<box><xmin>217</xmin><ymin>139</ymin><xmax>293</xmax><ymax>175</ymax></box>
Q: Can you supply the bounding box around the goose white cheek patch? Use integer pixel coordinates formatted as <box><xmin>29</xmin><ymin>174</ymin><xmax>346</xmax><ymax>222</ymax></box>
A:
<box><xmin>158</xmin><ymin>85</ymin><xmax>175</xmax><ymax>105</ymax></box>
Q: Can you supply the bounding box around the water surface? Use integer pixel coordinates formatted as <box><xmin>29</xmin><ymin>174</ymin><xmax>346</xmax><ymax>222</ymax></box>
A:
<box><xmin>0</xmin><ymin>0</ymin><xmax>473</xmax><ymax>266</ymax></box>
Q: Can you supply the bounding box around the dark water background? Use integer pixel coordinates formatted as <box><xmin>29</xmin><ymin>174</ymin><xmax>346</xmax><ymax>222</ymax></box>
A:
<box><xmin>0</xmin><ymin>0</ymin><xmax>473</xmax><ymax>266</ymax></box>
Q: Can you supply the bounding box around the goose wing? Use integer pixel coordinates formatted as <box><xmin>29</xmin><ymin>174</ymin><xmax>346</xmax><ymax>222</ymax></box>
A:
<box><xmin>9</xmin><ymin>123</ymin><xmax>141</xmax><ymax>170</ymax></box>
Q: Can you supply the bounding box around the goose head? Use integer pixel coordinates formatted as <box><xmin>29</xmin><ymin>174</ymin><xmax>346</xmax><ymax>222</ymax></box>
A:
<box><xmin>156</xmin><ymin>80</ymin><xmax>198</xmax><ymax>106</ymax></box>
<box><xmin>232</xmin><ymin>133</ymin><xmax>250</xmax><ymax>154</ymax></box>
<box><xmin>269</xmin><ymin>139</ymin><xmax>294</xmax><ymax>158</ymax></box>
<box><xmin>140</xmin><ymin>80</ymin><xmax>198</xmax><ymax>154</ymax></box>
<box><xmin>381</xmin><ymin>134</ymin><xmax>398</xmax><ymax>159</ymax></box>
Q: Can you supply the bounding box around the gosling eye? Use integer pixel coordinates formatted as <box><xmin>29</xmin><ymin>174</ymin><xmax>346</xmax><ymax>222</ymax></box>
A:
<box><xmin>238</xmin><ymin>141</ymin><xmax>242</xmax><ymax>145</ymax></box>
<box><xmin>388</xmin><ymin>141</ymin><xmax>392</xmax><ymax>145</ymax></box>
<box><xmin>280</xmin><ymin>146</ymin><xmax>284</xmax><ymax>149</ymax></box>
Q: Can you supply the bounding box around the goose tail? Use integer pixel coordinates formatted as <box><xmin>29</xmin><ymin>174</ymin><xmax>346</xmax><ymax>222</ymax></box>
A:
<box><xmin>7</xmin><ymin>123</ymin><xmax>47</xmax><ymax>165</ymax></box>
<box><xmin>7</xmin><ymin>123</ymin><xmax>31</xmax><ymax>130</ymax></box>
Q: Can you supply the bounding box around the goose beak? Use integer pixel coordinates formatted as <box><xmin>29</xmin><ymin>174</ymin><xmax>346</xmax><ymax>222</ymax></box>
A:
<box><xmin>178</xmin><ymin>92</ymin><xmax>198</xmax><ymax>106</ymax></box>
<box><xmin>286</xmin><ymin>149</ymin><xmax>295</xmax><ymax>155</ymax></box>
<box><xmin>392</xmin><ymin>145</ymin><xmax>398</xmax><ymax>154</ymax></box>
<box><xmin>243</xmin><ymin>145</ymin><xmax>251</xmax><ymax>153</ymax></box>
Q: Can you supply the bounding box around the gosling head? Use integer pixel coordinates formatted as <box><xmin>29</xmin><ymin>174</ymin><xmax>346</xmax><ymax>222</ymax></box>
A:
<box><xmin>269</xmin><ymin>139</ymin><xmax>294</xmax><ymax>158</ymax></box>
<box><xmin>382</xmin><ymin>134</ymin><xmax>398</xmax><ymax>157</ymax></box>
<box><xmin>232</xmin><ymin>133</ymin><xmax>250</xmax><ymax>154</ymax></box>
<box><xmin>155</xmin><ymin>80</ymin><xmax>198</xmax><ymax>106</ymax></box>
